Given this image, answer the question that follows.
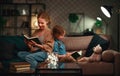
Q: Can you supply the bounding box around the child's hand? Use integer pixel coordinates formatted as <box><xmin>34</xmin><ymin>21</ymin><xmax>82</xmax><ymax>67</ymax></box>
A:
<box><xmin>66</xmin><ymin>52</ymin><xmax>73</xmax><ymax>56</ymax></box>
<box><xmin>55</xmin><ymin>53</ymin><xmax>59</xmax><ymax>58</ymax></box>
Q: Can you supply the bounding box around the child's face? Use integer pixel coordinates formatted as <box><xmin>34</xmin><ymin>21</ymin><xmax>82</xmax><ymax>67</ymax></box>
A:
<box><xmin>57</xmin><ymin>32</ymin><xmax>65</xmax><ymax>40</ymax></box>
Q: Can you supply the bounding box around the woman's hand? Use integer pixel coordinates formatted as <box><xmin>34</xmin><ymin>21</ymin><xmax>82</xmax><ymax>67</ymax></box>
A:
<box><xmin>30</xmin><ymin>40</ymin><xmax>43</xmax><ymax>49</ymax></box>
<box><xmin>27</xmin><ymin>41</ymin><xmax>35</xmax><ymax>52</ymax></box>
<box><xmin>30</xmin><ymin>40</ymin><xmax>37</xmax><ymax>46</ymax></box>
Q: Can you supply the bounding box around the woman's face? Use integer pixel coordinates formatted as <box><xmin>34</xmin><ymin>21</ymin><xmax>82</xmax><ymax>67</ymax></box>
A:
<box><xmin>38</xmin><ymin>18</ymin><xmax>48</xmax><ymax>30</ymax></box>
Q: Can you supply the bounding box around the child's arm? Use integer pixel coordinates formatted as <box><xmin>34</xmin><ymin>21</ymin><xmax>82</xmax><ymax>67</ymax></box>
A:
<box><xmin>57</xmin><ymin>54</ymin><xmax>66</xmax><ymax>58</ymax></box>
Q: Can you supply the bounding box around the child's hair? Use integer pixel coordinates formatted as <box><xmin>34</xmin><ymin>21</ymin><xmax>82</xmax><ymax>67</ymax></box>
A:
<box><xmin>52</xmin><ymin>25</ymin><xmax>65</xmax><ymax>38</ymax></box>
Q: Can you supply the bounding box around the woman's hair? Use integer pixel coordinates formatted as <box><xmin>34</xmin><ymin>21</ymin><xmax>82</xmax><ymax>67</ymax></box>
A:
<box><xmin>52</xmin><ymin>25</ymin><xmax>65</xmax><ymax>38</ymax></box>
<box><xmin>37</xmin><ymin>11</ymin><xmax>51</xmax><ymax>25</ymax></box>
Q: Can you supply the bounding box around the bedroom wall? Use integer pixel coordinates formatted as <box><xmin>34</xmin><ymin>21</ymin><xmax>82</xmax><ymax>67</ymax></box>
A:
<box><xmin>41</xmin><ymin>0</ymin><xmax>119</xmax><ymax>51</ymax></box>
<box><xmin>13</xmin><ymin>0</ymin><xmax>120</xmax><ymax>51</ymax></box>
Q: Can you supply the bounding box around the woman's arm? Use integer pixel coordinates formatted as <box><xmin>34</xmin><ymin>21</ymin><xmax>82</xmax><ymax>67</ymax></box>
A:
<box><xmin>25</xmin><ymin>40</ymin><xmax>38</xmax><ymax>52</ymax></box>
<box><xmin>41</xmin><ymin>29</ymin><xmax>54</xmax><ymax>53</ymax></box>
<box><xmin>30</xmin><ymin>29</ymin><xmax>54</xmax><ymax>53</ymax></box>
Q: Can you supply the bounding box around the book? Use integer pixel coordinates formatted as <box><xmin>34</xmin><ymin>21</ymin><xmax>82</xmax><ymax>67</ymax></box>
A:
<box><xmin>10</xmin><ymin>62</ymin><xmax>30</xmax><ymax>68</ymax></box>
<box><xmin>10</xmin><ymin>66</ymin><xmax>30</xmax><ymax>71</ymax></box>
<box><xmin>23</xmin><ymin>34</ymin><xmax>42</xmax><ymax>44</ymax></box>
<box><xmin>10</xmin><ymin>69</ymin><xmax>31</xmax><ymax>73</ymax></box>
<box><xmin>9</xmin><ymin>62</ymin><xmax>31</xmax><ymax>72</ymax></box>
<box><xmin>71</xmin><ymin>51</ymin><xmax>82</xmax><ymax>60</ymax></box>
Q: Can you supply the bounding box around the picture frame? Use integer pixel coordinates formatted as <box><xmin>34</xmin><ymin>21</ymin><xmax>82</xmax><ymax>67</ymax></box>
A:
<box><xmin>68</xmin><ymin>13</ymin><xmax>85</xmax><ymax>35</ymax></box>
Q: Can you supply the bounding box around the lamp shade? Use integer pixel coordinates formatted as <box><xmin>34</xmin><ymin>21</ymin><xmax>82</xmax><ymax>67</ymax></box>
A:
<box><xmin>100</xmin><ymin>5</ymin><xmax>113</xmax><ymax>18</ymax></box>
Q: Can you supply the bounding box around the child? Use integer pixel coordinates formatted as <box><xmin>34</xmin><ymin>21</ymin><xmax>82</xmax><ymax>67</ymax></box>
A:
<box><xmin>52</xmin><ymin>25</ymin><xmax>66</xmax><ymax>59</ymax></box>
<box><xmin>52</xmin><ymin>25</ymin><xmax>77</xmax><ymax>62</ymax></box>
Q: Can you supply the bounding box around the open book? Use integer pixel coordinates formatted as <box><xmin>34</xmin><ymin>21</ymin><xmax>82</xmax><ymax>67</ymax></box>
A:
<box><xmin>23</xmin><ymin>34</ymin><xmax>42</xmax><ymax>44</ymax></box>
<box><xmin>71</xmin><ymin>51</ymin><xmax>82</xmax><ymax>60</ymax></box>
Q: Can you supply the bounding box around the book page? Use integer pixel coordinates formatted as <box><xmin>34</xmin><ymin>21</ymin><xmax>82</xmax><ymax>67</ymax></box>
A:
<box><xmin>77</xmin><ymin>51</ymin><xmax>82</xmax><ymax>55</ymax></box>
<box><xmin>23</xmin><ymin>34</ymin><xmax>41</xmax><ymax>44</ymax></box>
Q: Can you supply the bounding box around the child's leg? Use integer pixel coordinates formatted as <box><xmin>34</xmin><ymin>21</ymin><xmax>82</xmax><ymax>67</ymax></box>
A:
<box><xmin>77</xmin><ymin>57</ymin><xmax>88</xmax><ymax>62</ymax></box>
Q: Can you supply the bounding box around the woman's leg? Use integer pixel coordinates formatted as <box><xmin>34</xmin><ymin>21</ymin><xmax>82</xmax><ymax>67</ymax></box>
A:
<box><xmin>25</xmin><ymin>51</ymin><xmax>48</xmax><ymax>70</ymax></box>
<box><xmin>17</xmin><ymin>51</ymin><xmax>31</xmax><ymax>60</ymax></box>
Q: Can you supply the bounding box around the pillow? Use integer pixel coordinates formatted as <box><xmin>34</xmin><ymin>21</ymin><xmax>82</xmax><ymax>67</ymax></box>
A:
<box><xmin>13</xmin><ymin>36</ymin><xmax>29</xmax><ymax>51</ymax></box>
<box><xmin>102</xmin><ymin>51</ymin><xmax>114</xmax><ymax>62</ymax></box>
<box><xmin>85</xmin><ymin>34</ymin><xmax>110</xmax><ymax>57</ymax></box>
<box><xmin>0</xmin><ymin>42</ymin><xmax>16</xmax><ymax>60</ymax></box>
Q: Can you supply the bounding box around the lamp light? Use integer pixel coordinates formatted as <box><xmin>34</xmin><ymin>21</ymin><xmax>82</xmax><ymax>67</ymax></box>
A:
<box><xmin>95</xmin><ymin>17</ymin><xmax>102</xmax><ymax>27</ymax></box>
<box><xmin>94</xmin><ymin>17</ymin><xmax>103</xmax><ymax>34</ymax></box>
<box><xmin>100</xmin><ymin>5</ymin><xmax>113</xmax><ymax>18</ymax></box>
<box><xmin>97</xmin><ymin>17</ymin><xmax>102</xmax><ymax>21</ymax></box>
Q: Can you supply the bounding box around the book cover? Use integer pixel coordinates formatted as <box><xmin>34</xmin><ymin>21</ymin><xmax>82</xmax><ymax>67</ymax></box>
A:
<box><xmin>10</xmin><ymin>66</ymin><xmax>30</xmax><ymax>71</ymax></box>
<box><xmin>10</xmin><ymin>69</ymin><xmax>31</xmax><ymax>73</ymax></box>
<box><xmin>11</xmin><ymin>64</ymin><xmax>31</xmax><ymax>68</ymax></box>
<box><xmin>71</xmin><ymin>51</ymin><xmax>82</xmax><ymax>60</ymax></box>
<box><xmin>10</xmin><ymin>62</ymin><xmax>30</xmax><ymax>68</ymax></box>
<box><xmin>23</xmin><ymin>34</ymin><xmax>42</xmax><ymax>44</ymax></box>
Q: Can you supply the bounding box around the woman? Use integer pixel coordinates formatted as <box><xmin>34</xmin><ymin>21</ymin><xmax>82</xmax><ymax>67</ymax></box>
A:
<box><xmin>18</xmin><ymin>11</ymin><xmax>54</xmax><ymax>71</ymax></box>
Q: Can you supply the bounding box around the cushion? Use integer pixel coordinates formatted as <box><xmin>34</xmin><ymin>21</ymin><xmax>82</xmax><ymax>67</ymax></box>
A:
<box><xmin>61</xmin><ymin>36</ymin><xmax>92</xmax><ymax>51</ymax></box>
<box><xmin>102</xmin><ymin>51</ymin><xmax>114</xmax><ymax>62</ymax></box>
<box><xmin>85</xmin><ymin>34</ymin><xmax>110</xmax><ymax>57</ymax></box>
<box><xmin>0</xmin><ymin>36</ymin><xmax>29</xmax><ymax>51</ymax></box>
<box><xmin>0</xmin><ymin>42</ymin><xmax>16</xmax><ymax>60</ymax></box>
